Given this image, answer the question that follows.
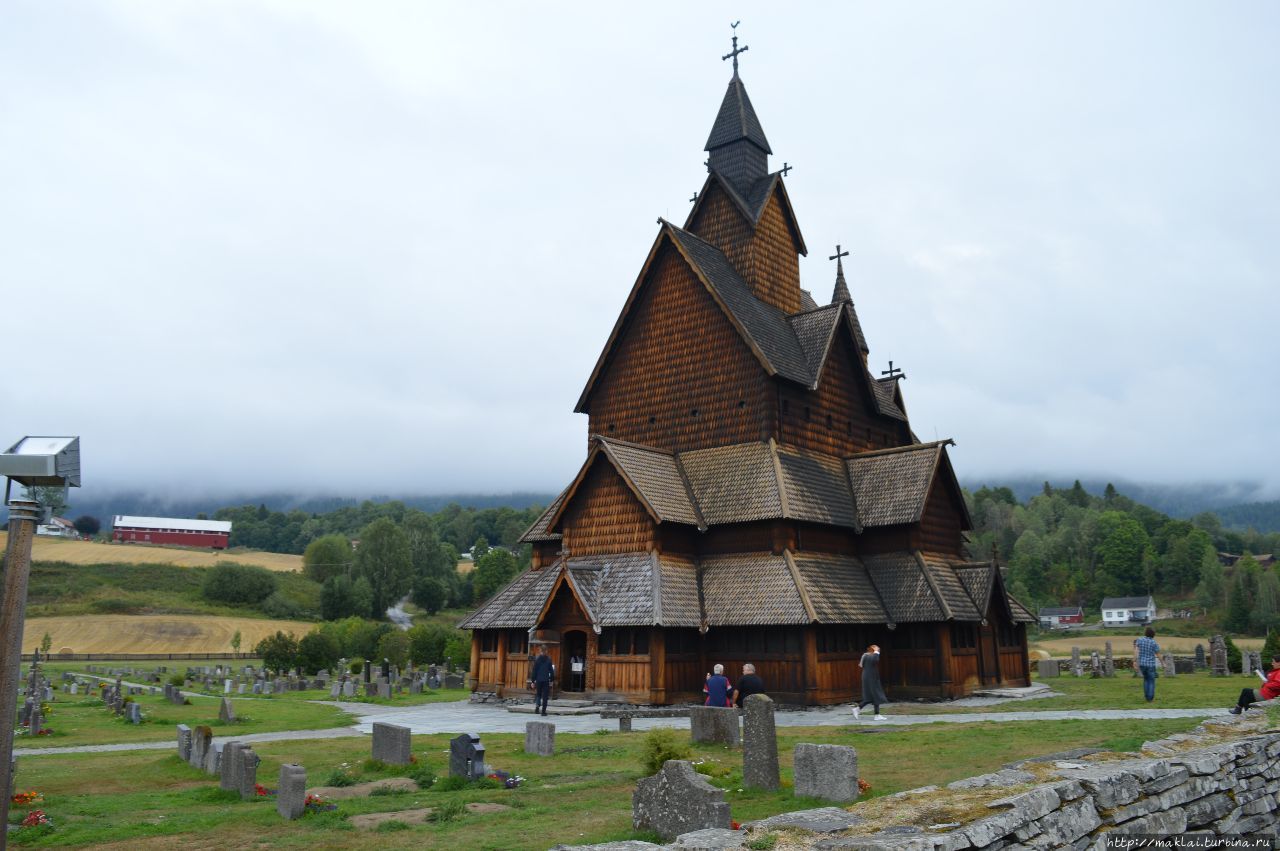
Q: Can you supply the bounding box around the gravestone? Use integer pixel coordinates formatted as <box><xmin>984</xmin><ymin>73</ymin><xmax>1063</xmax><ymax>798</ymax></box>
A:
<box><xmin>1211</xmin><ymin>635</ymin><xmax>1228</xmax><ymax>677</ymax></box>
<box><xmin>372</xmin><ymin>722</ymin><xmax>412</xmax><ymax>765</ymax></box>
<box><xmin>1195</xmin><ymin>644</ymin><xmax>1206</xmax><ymax>669</ymax></box>
<box><xmin>409</xmin><ymin>680</ymin><xmax>422</xmax><ymax>695</ymax></box>
<box><xmin>29</xmin><ymin>712</ymin><xmax>42</xmax><ymax>736</ymax></box>
<box><xmin>18</xmin><ymin>699</ymin><xmax>32</xmax><ymax>726</ymax></box>
<box><xmin>126</xmin><ymin>703</ymin><xmax>142</xmax><ymax>724</ymax></box>
<box><xmin>524</xmin><ymin>721</ymin><xmax>555</xmax><ymax>756</ymax></box>
<box><xmin>742</xmin><ymin>694</ymin><xmax>779</xmax><ymax>791</ymax></box>
<box><xmin>224</xmin><ymin>678</ymin><xmax>232</xmax><ymax>693</ymax></box>
<box><xmin>1252</xmin><ymin>651</ymin><xmax>1264</xmax><ymax>674</ymax></box>
<box><xmin>342</xmin><ymin>681</ymin><xmax>356</xmax><ymax>698</ymax></box>
<box><xmin>170</xmin><ymin>686</ymin><xmax>186</xmax><ymax>706</ymax></box>
<box><xmin>443</xmin><ymin>673</ymin><xmax>464</xmax><ymax>689</ymax></box>
<box><xmin>219</xmin><ymin>697</ymin><xmax>236</xmax><ymax>724</ymax></box>
<box><xmin>252</xmin><ymin>681</ymin><xmax>263</xmax><ymax>695</ymax></box>
<box><xmin>204</xmin><ymin>742</ymin><xmax>222</xmax><ymax>775</ymax></box>
<box><xmin>1162</xmin><ymin>652</ymin><xmax>1176</xmax><ymax>676</ymax></box>
<box><xmin>176</xmin><ymin>724</ymin><xmax>192</xmax><ymax>762</ymax></box>
<box><xmin>1103</xmin><ymin>642</ymin><xmax>1115</xmax><ymax>678</ymax></box>
<box><xmin>1175</xmin><ymin>659</ymin><xmax>1194</xmax><ymax>674</ymax></box>
<box><xmin>1089</xmin><ymin>651</ymin><xmax>1102</xmax><ymax>678</ymax></box>
<box><xmin>238</xmin><ymin>683</ymin><xmax>246</xmax><ymax>694</ymax></box>
<box><xmin>793</xmin><ymin>743</ymin><xmax>859</xmax><ymax>802</ymax></box>
<box><xmin>238</xmin><ymin>748</ymin><xmax>261</xmax><ymax>799</ymax></box>
<box><xmin>632</xmin><ymin>760</ymin><xmax>732</xmax><ymax>841</ymax></box>
<box><xmin>364</xmin><ymin>683</ymin><xmax>378</xmax><ymax>698</ymax></box>
<box><xmin>1071</xmin><ymin>646</ymin><xmax>1083</xmax><ymax>677</ymax></box>
<box><xmin>329</xmin><ymin>682</ymin><xmax>341</xmax><ymax>699</ymax></box>
<box><xmin>190</xmin><ymin>725</ymin><xmax>213</xmax><ymax>770</ymax></box>
<box><xmin>689</xmin><ymin>706</ymin><xmax>740</xmax><ymax>747</ymax></box>
<box><xmin>377</xmin><ymin>679</ymin><xmax>391</xmax><ymax>700</ymax></box>
<box><xmin>363</xmin><ymin>660</ymin><xmax>372</xmax><ymax>683</ymax></box>
<box><xmin>1243</xmin><ymin>650</ymin><xmax>1253</xmax><ymax>676</ymax></box>
<box><xmin>449</xmin><ymin>732</ymin><xmax>486</xmax><ymax>780</ymax></box>
<box><xmin>618</xmin><ymin>715</ymin><xmax>632</xmax><ymax>732</ymax></box>
<box><xmin>277</xmin><ymin>764</ymin><xmax>306</xmax><ymax>820</ymax></box>
<box><xmin>220</xmin><ymin>742</ymin><xmax>245</xmax><ymax>791</ymax></box>
<box><xmin>1037</xmin><ymin>659</ymin><xmax>1059</xmax><ymax>678</ymax></box>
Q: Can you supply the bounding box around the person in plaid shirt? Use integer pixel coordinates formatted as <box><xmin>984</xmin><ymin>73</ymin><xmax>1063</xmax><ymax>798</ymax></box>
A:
<box><xmin>1133</xmin><ymin>627</ymin><xmax>1160</xmax><ymax>702</ymax></box>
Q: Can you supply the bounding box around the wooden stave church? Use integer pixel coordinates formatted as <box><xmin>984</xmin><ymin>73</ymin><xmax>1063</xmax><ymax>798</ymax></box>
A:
<box><xmin>462</xmin><ymin>53</ymin><xmax>1034</xmax><ymax>706</ymax></box>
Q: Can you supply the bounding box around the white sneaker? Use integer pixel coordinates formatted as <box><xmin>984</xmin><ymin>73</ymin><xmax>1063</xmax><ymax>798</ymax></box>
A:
<box><xmin>873</xmin><ymin>714</ymin><xmax>887</xmax><ymax>721</ymax></box>
<box><xmin>852</xmin><ymin>705</ymin><xmax>861</xmax><ymax>720</ymax></box>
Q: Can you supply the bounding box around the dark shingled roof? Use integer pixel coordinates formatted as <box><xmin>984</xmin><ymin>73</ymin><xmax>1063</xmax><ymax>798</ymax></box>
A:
<box><xmin>1008</xmin><ymin>594</ymin><xmax>1036</xmax><ymax>623</ymax></box>
<box><xmin>680</xmin><ymin>442</ymin><xmax>780</xmax><ymax>526</ymax></box>
<box><xmin>568</xmin><ymin>553</ymin><xmax>657</xmax><ymax>626</ymax></box>
<box><xmin>873</xmin><ymin>377</ymin><xmax>907</xmax><ymax>421</ymax></box>
<box><xmin>657</xmin><ymin>554</ymin><xmax>703</xmax><ymax>628</ymax></box>
<box><xmin>847</xmin><ymin>442</ymin><xmax>947</xmax><ymax>527</ymax></box>
<box><xmin>919</xmin><ymin>554</ymin><xmax>983</xmax><ymax>621</ymax></box>
<box><xmin>775</xmin><ymin>444</ymin><xmax>859</xmax><ymax>529</ymax></box>
<box><xmin>789</xmin><ymin>304</ymin><xmax>842</xmax><ymax>375</ymax></box>
<box><xmin>831</xmin><ymin>258</ymin><xmax>852</xmax><ymax>304</ymax></box>
<box><xmin>789</xmin><ymin>552</ymin><xmax>888</xmax><ymax>623</ymax></box>
<box><xmin>705</xmin><ymin>76</ymin><xmax>772</xmax><ymax>154</ymax></box>
<box><xmin>666</xmin><ymin>224</ymin><xmax>811</xmax><ymax>385</ymax></box>
<box><xmin>701</xmin><ymin>552</ymin><xmax>809</xmax><ymax>625</ymax></box>
<box><xmin>863</xmin><ymin>552</ymin><xmax>945</xmax><ymax>623</ymax></box>
<box><xmin>800</xmin><ymin>289</ymin><xmax>819</xmax><ymax>311</ymax></box>
<box><xmin>599</xmin><ymin>438</ymin><xmax>700</xmax><ymax>526</ymax></box>
<box><xmin>518</xmin><ymin>490</ymin><xmax>566</xmax><ymax>543</ymax></box>
<box><xmin>458</xmin><ymin>562</ymin><xmax>563</xmax><ymax>629</ymax></box>
<box><xmin>955</xmin><ymin>563</ymin><xmax>996</xmax><ymax>615</ymax></box>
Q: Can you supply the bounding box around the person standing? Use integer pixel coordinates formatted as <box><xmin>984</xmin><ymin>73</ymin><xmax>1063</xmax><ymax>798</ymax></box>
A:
<box><xmin>704</xmin><ymin>664</ymin><xmax>734</xmax><ymax>707</ymax></box>
<box><xmin>853</xmin><ymin>644</ymin><xmax>888</xmax><ymax>721</ymax></box>
<box><xmin>527</xmin><ymin>644</ymin><xmax>554</xmax><ymax>717</ymax></box>
<box><xmin>735</xmin><ymin>663</ymin><xmax>765</xmax><ymax>707</ymax></box>
<box><xmin>1134</xmin><ymin>627</ymin><xmax>1160</xmax><ymax>702</ymax></box>
<box><xmin>1230</xmin><ymin>654</ymin><xmax>1280</xmax><ymax>714</ymax></box>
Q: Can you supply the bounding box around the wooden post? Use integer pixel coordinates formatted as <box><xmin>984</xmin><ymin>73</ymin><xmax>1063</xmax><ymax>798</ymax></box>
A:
<box><xmin>495</xmin><ymin>631</ymin><xmax>508</xmax><ymax>697</ymax></box>
<box><xmin>0</xmin><ymin>500</ymin><xmax>39</xmax><ymax>851</ymax></box>
<box><xmin>648</xmin><ymin>628</ymin><xmax>666</xmax><ymax>705</ymax></box>
<box><xmin>468</xmin><ymin>635</ymin><xmax>480</xmax><ymax>692</ymax></box>
<box><xmin>936</xmin><ymin>623</ymin><xmax>955</xmax><ymax>699</ymax></box>
<box><xmin>803</xmin><ymin>626</ymin><xmax>819</xmax><ymax>705</ymax></box>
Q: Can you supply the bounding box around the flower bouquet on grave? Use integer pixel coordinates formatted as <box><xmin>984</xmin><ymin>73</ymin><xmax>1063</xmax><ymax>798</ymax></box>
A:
<box><xmin>35</xmin><ymin>727</ymin><xmax>54</xmax><ymax>736</ymax></box>
<box><xmin>39</xmin><ymin>701</ymin><xmax>53</xmax><ymax>718</ymax></box>
<box><xmin>21</xmin><ymin>809</ymin><xmax>53</xmax><ymax>828</ymax></box>
<box><xmin>486</xmin><ymin>769</ymin><xmax>523</xmax><ymax>789</ymax></box>
<box><xmin>10</xmin><ymin>790</ymin><xmax>43</xmax><ymax>807</ymax></box>
<box><xmin>254</xmin><ymin>784</ymin><xmax>275</xmax><ymax>798</ymax></box>
<box><xmin>858</xmin><ymin>778</ymin><xmax>872</xmax><ymax>794</ymax></box>
<box><xmin>303</xmin><ymin>793</ymin><xmax>337</xmax><ymax>814</ymax></box>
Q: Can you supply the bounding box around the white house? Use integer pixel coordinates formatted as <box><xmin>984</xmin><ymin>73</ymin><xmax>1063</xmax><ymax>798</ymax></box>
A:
<box><xmin>35</xmin><ymin>516</ymin><xmax>78</xmax><ymax>538</ymax></box>
<box><xmin>1100</xmin><ymin>595</ymin><xmax>1156</xmax><ymax>626</ymax></box>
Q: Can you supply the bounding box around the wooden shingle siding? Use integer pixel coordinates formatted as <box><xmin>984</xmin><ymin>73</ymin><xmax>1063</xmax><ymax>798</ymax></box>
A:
<box><xmin>917</xmin><ymin>479</ymin><xmax>965</xmax><ymax>558</ymax></box>
<box><xmin>588</xmin><ymin>243</ymin><xmax>771</xmax><ymax>451</ymax></box>
<box><xmin>778</xmin><ymin>331</ymin><xmax>901</xmax><ymax>456</ymax></box>
<box><xmin>688</xmin><ymin>183</ymin><xmax>803</xmax><ymax>315</ymax></box>
<box><xmin>560</xmin><ymin>460</ymin><xmax>656</xmax><ymax>556</ymax></box>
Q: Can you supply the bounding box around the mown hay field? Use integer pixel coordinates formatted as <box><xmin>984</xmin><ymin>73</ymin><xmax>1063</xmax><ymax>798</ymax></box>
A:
<box><xmin>0</xmin><ymin>531</ymin><xmax>302</xmax><ymax>572</ymax></box>
<box><xmin>1031</xmin><ymin>633</ymin><xmax>1263</xmax><ymax>658</ymax></box>
<box><xmin>22</xmin><ymin>614</ymin><xmax>315</xmax><ymax>654</ymax></box>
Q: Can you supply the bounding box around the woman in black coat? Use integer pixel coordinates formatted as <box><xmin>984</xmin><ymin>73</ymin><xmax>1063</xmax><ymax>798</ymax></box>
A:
<box><xmin>852</xmin><ymin>644</ymin><xmax>888</xmax><ymax>721</ymax></box>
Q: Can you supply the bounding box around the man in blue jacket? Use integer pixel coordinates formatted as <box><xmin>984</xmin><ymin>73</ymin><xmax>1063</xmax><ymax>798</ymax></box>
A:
<box><xmin>528</xmin><ymin>644</ymin><xmax>555</xmax><ymax>716</ymax></box>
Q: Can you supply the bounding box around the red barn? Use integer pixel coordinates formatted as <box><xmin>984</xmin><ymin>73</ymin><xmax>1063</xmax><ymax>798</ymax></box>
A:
<box><xmin>112</xmin><ymin>515</ymin><xmax>232</xmax><ymax>549</ymax></box>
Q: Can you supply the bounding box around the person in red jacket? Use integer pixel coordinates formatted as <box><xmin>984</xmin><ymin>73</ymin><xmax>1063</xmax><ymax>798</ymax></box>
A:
<box><xmin>1230</xmin><ymin>654</ymin><xmax>1280</xmax><ymax>714</ymax></box>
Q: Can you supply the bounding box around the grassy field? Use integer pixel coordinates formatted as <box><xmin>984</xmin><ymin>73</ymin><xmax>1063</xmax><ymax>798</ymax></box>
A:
<box><xmin>22</xmin><ymin>615</ymin><xmax>316</xmax><ymax>655</ymax></box>
<box><xmin>0</xmin><ymin>531</ymin><xmax>302</xmax><ymax>572</ymax></box>
<box><xmin>1031</xmin><ymin>634</ymin><xmax>1264</xmax><ymax>657</ymax></box>
<box><xmin>7</xmin><ymin>716</ymin><xmax>1200</xmax><ymax>849</ymax></box>
<box><xmin>13</xmin><ymin>691</ymin><xmax>353</xmax><ymax>749</ymax></box>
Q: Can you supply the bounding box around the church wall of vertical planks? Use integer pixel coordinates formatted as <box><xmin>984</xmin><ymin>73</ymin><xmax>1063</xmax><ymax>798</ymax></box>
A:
<box><xmin>462</xmin><ymin>37</ymin><xmax>1033</xmax><ymax>705</ymax></box>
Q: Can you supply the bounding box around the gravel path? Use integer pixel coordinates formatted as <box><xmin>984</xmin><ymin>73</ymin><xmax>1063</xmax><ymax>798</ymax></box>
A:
<box><xmin>15</xmin><ymin>700</ymin><xmax>1224</xmax><ymax>756</ymax></box>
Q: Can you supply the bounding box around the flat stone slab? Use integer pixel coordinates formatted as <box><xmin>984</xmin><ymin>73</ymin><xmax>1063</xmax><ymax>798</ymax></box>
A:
<box><xmin>971</xmin><ymin>684</ymin><xmax>1051</xmax><ymax>699</ymax></box>
<box><xmin>746</xmin><ymin>807</ymin><xmax>865</xmax><ymax>833</ymax></box>
<box><xmin>348</xmin><ymin>802</ymin><xmax>511</xmax><ymax>830</ymax></box>
<box><xmin>306</xmin><ymin>777</ymin><xmax>418</xmax><ymax>799</ymax></box>
<box><xmin>550</xmin><ymin>843</ymin><xmax>666</xmax><ymax>851</ymax></box>
<box><xmin>669</xmin><ymin>827</ymin><xmax>747</xmax><ymax>849</ymax></box>
<box><xmin>946</xmin><ymin>768</ymin><xmax>1036</xmax><ymax>790</ymax></box>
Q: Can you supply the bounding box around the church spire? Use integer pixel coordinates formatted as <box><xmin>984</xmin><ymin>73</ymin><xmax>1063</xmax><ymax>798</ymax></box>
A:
<box><xmin>829</xmin><ymin>244</ymin><xmax>852</xmax><ymax>304</ymax></box>
<box><xmin>704</xmin><ymin>24</ymin><xmax>771</xmax><ymax>191</ymax></box>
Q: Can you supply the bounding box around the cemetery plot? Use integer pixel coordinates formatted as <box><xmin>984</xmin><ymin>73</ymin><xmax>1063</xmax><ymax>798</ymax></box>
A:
<box><xmin>6</xmin><ymin>717</ymin><xmax>1204</xmax><ymax>848</ymax></box>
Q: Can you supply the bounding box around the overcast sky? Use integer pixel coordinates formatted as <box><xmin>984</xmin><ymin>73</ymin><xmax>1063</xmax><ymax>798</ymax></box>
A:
<box><xmin>1</xmin><ymin>2</ymin><xmax>1276</xmax><ymax>500</ymax></box>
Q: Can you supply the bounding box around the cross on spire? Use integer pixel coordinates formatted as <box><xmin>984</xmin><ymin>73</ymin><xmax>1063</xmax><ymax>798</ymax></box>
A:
<box><xmin>780</xmin><ymin>162</ymin><xmax>792</xmax><ymax>176</ymax></box>
<box><xmin>689</xmin><ymin>191</ymin><xmax>698</xmax><ymax>203</ymax></box>
<box><xmin>829</xmin><ymin>244</ymin><xmax>850</xmax><ymax>263</ymax></box>
<box><xmin>722</xmin><ymin>21</ymin><xmax>748</xmax><ymax>77</ymax></box>
<box><xmin>881</xmin><ymin>361</ymin><xmax>903</xmax><ymax>379</ymax></box>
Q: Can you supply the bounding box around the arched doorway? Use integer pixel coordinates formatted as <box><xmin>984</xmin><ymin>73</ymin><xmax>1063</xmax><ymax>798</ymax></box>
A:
<box><xmin>562</xmin><ymin>630</ymin><xmax>587</xmax><ymax>692</ymax></box>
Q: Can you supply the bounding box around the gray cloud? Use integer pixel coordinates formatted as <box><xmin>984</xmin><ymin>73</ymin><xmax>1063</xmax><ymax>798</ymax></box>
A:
<box><xmin>1</xmin><ymin>1</ymin><xmax>1275</xmax><ymax>497</ymax></box>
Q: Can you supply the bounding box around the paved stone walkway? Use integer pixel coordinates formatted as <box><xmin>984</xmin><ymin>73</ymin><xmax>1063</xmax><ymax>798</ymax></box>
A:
<box><xmin>15</xmin><ymin>699</ymin><xmax>1222</xmax><ymax>756</ymax></box>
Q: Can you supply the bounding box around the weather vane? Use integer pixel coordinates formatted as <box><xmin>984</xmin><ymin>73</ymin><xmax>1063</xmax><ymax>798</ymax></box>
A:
<box><xmin>722</xmin><ymin>21</ymin><xmax>748</xmax><ymax>76</ymax></box>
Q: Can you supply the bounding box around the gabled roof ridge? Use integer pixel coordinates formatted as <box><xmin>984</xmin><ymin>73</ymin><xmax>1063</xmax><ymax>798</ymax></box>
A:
<box><xmin>782</xmin><ymin>549</ymin><xmax>818</xmax><ymax>623</ymax></box>
<box><xmin>913</xmin><ymin>551</ymin><xmax>953</xmax><ymax>621</ymax></box>
<box><xmin>593</xmin><ymin>434</ymin><xmax>676</xmax><ymax>457</ymax></box>
<box><xmin>671</xmin><ymin>451</ymin><xmax>708</xmax><ymax>532</ymax></box>
<box><xmin>649</xmin><ymin>549</ymin><xmax>664</xmax><ymax>625</ymax></box>
<box><xmin>767</xmin><ymin>437</ymin><xmax>791</xmax><ymax>518</ymax></box>
<box><xmin>846</xmin><ymin>439</ymin><xmax>953</xmax><ymax>461</ymax></box>
<box><xmin>788</xmin><ymin>302</ymin><xmax>843</xmax><ymax>320</ymax></box>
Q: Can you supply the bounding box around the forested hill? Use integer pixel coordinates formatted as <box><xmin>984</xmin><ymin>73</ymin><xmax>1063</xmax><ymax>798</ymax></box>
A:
<box><xmin>966</xmin><ymin>481</ymin><xmax>1280</xmax><ymax>620</ymax></box>
<box><xmin>1216</xmin><ymin>501</ymin><xmax>1280</xmax><ymax>535</ymax></box>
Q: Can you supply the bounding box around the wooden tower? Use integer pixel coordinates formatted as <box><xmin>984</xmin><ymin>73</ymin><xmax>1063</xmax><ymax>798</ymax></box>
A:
<box><xmin>462</xmin><ymin>42</ymin><xmax>1033</xmax><ymax>705</ymax></box>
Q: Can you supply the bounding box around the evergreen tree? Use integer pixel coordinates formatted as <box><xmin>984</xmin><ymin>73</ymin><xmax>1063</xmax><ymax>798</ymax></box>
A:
<box><xmin>1224</xmin><ymin>572</ymin><xmax>1252</xmax><ymax>633</ymax></box>
<box><xmin>1196</xmin><ymin>550</ymin><xmax>1227</xmax><ymax>610</ymax></box>
<box><xmin>1261</xmin><ymin>628</ymin><xmax>1280</xmax><ymax>665</ymax></box>
<box><xmin>1252</xmin><ymin>569</ymin><xmax>1280</xmax><ymax>633</ymax></box>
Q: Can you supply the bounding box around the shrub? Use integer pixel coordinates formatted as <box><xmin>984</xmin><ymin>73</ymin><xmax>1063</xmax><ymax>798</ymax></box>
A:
<box><xmin>202</xmin><ymin>563</ymin><xmax>277</xmax><ymax>605</ymax></box>
<box><xmin>640</xmin><ymin>728</ymin><xmax>692</xmax><ymax>775</ymax></box>
<box><xmin>1263</xmin><ymin>629</ymin><xmax>1280</xmax><ymax>665</ymax></box>
<box><xmin>443</xmin><ymin>630</ymin><xmax>471</xmax><ymax>671</ymax></box>
<box><xmin>349</xmin><ymin>658</ymin><xmax>364</xmax><ymax>676</ymax></box>
<box><xmin>377</xmin><ymin>631</ymin><xmax>410</xmax><ymax>668</ymax></box>
<box><xmin>1225</xmin><ymin>635</ymin><xmax>1242</xmax><ymax>674</ymax></box>
<box><xmin>259</xmin><ymin>591</ymin><xmax>301</xmax><ymax>620</ymax></box>
<box><xmin>407</xmin><ymin>623</ymin><xmax>452</xmax><ymax>666</ymax></box>
<box><xmin>168</xmin><ymin>673</ymin><xmax>185</xmax><ymax>688</ymax></box>
<box><xmin>254</xmin><ymin>631</ymin><xmax>300</xmax><ymax>676</ymax></box>
<box><xmin>297</xmin><ymin>631</ymin><xmax>341</xmax><ymax>675</ymax></box>
<box><xmin>323</xmin><ymin>767</ymin><xmax>357</xmax><ymax>787</ymax></box>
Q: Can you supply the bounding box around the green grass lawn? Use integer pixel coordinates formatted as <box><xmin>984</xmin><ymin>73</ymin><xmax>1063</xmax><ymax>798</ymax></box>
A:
<box><xmin>6</xmin><ymin>717</ymin><xmax>1200</xmax><ymax>849</ymax></box>
<box><xmin>883</xmin><ymin>669</ymin><xmax>1251</xmax><ymax>715</ymax></box>
<box><xmin>13</xmin><ymin>692</ymin><xmax>354</xmax><ymax>749</ymax></box>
